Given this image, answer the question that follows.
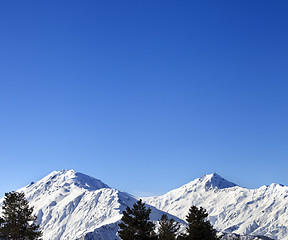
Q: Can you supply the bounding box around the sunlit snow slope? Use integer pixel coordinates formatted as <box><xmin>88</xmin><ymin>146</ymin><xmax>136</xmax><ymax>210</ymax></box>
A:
<box><xmin>5</xmin><ymin>170</ymin><xmax>180</xmax><ymax>240</ymax></box>
<box><xmin>1</xmin><ymin>171</ymin><xmax>286</xmax><ymax>239</ymax></box>
<box><xmin>143</xmin><ymin>173</ymin><xmax>288</xmax><ymax>240</ymax></box>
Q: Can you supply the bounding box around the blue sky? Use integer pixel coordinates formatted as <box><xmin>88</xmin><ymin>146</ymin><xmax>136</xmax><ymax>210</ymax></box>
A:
<box><xmin>0</xmin><ymin>1</ymin><xmax>287</xmax><ymax>197</ymax></box>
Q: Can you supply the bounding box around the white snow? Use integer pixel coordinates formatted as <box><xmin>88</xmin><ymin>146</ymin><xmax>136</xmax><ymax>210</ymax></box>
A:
<box><xmin>0</xmin><ymin>170</ymin><xmax>182</xmax><ymax>240</ymax></box>
<box><xmin>1</xmin><ymin>170</ymin><xmax>286</xmax><ymax>239</ymax></box>
<box><xmin>143</xmin><ymin>173</ymin><xmax>288</xmax><ymax>240</ymax></box>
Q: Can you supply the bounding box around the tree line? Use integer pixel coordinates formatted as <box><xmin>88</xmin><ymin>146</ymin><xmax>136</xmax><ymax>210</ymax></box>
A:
<box><xmin>118</xmin><ymin>199</ymin><xmax>220</xmax><ymax>240</ymax></box>
<box><xmin>0</xmin><ymin>192</ymin><xmax>219</xmax><ymax>240</ymax></box>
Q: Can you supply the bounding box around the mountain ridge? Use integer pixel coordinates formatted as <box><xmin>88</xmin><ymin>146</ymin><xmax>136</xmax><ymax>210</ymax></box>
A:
<box><xmin>2</xmin><ymin>169</ymin><xmax>183</xmax><ymax>240</ymax></box>
<box><xmin>1</xmin><ymin>170</ymin><xmax>287</xmax><ymax>239</ymax></box>
<box><xmin>143</xmin><ymin>173</ymin><xmax>288</xmax><ymax>240</ymax></box>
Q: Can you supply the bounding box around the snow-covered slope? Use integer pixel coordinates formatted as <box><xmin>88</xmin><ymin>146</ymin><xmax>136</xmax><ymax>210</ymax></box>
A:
<box><xmin>1</xmin><ymin>171</ymin><xmax>286</xmax><ymax>239</ymax></box>
<box><xmin>3</xmin><ymin>170</ymin><xmax>181</xmax><ymax>240</ymax></box>
<box><xmin>143</xmin><ymin>173</ymin><xmax>288</xmax><ymax>240</ymax></box>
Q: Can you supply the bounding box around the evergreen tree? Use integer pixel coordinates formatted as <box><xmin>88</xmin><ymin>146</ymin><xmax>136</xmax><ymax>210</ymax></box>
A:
<box><xmin>179</xmin><ymin>205</ymin><xmax>219</xmax><ymax>240</ymax></box>
<box><xmin>157</xmin><ymin>214</ymin><xmax>179</xmax><ymax>240</ymax></box>
<box><xmin>0</xmin><ymin>191</ymin><xmax>42</xmax><ymax>240</ymax></box>
<box><xmin>118</xmin><ymin>199</ymin><xmax>155</xmax><ymax>240</ymax></box>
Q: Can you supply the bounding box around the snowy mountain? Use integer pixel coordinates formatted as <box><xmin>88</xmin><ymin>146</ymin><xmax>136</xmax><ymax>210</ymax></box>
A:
<box><xmin>1</xmin><ymin>170</ymin><xmax>287</xmax><ymax>240</ymax></box>
<box><xmin>2</xmin><ymin>170</ymin><xmax>182</xmax><ymax>240</ymax></box>
<box><xmin>143</xmin><ymin>173</ymin><xmax>288</xmax><ymax>240</ymax></box>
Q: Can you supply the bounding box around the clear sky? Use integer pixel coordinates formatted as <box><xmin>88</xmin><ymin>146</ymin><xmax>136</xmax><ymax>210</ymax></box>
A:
<box><xmin>0</xmin><ymin>1</ymin><xmax>287</xmax><ymax>197</ymax></box>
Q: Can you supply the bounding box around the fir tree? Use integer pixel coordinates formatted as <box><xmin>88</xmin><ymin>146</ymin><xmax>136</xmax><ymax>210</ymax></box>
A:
<box><xmin>179</xmin><ymin>205</ymin><xmax>219</xmax><ymax>240</ymax></box>
<box><xmin>157</xmin><ymin>214</ymin><xmax>179</xmax><ymax>240</ymax></box>
<box><xmin>0</xmin><ymin>191</ymin><xmax>42</xmax><ymax>240</ymax></box>
<box><xmin>118</xmin><ymin>199</ymin><xmax>155</xmax><ymax>240</ymax></box>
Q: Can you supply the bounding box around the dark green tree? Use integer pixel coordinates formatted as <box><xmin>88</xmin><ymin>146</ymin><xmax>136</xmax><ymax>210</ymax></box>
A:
<box><xmin>157</xmin><ymin>214</ymin><xmax>179</xmax><ymax>240</ymax></box>
<box><xmin>179</xmin><ymin>205</ymin><xmax>219</xmax><ymax>240</ymax></box>
<box><xmin>118</xmin><ymin>199</ymin><xmax>155</xmax><ymax>240</ymax></box>
<box><xmin>0</xmin><ymin>191</ymin><xmax>42</xmax><ymax>240</ymax></box>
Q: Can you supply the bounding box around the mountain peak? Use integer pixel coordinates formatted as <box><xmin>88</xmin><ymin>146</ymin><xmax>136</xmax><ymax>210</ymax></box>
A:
<box><xmin>201</xmin><ymin>173</ymin><xmax>237</xmax><ymax>189</ymax></box>
<box><xmin>29</xmin><ymin>169</ymin><xmax>110</xmax><ymax>192</ymax></box>
<box><xmin>163</xmin><ymin>173</ymin><xmax>238</xmax><ymax>197</ymax></box>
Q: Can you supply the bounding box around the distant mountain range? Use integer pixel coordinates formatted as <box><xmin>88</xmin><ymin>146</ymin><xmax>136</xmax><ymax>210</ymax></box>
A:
<box><xmin>1</xmin><ymin>170</ymin><xmax>287</xmax><ymax>240</ymax></box>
